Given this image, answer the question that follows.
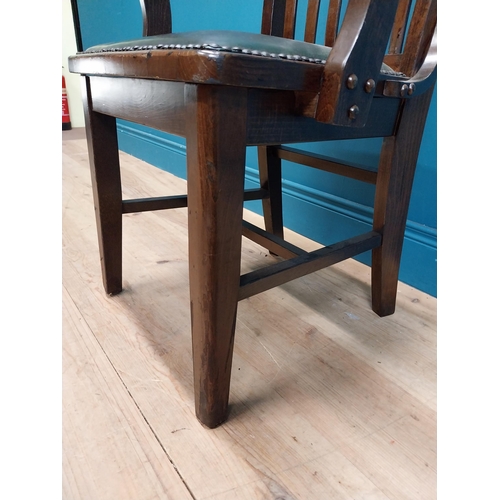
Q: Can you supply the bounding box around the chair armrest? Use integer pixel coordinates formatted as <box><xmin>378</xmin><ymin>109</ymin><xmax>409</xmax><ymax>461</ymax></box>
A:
<box><xmin>140</xmin><ymin>0</ymin><xmax>172</xmax><ymax>36</ymax></box>
<box><xmin>315</xmin><ymin>0</ymin><xmax>399</xmax><ymax>127</ymax></box>
<box><xmin>380</xmin><ymin>26</ymin><xmax>437</xmax><ymax>98</ymax></box>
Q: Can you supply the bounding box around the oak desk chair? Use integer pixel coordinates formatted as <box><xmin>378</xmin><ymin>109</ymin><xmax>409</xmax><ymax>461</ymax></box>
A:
<box><xmin>69</xmin><ymin>0</ymin><xmax>437</xmax><ymax>428</ymax></box>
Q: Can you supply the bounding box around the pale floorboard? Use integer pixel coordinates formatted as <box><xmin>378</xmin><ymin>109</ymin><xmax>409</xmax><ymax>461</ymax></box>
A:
<box><xmin>62</xmin><ymin>128</ymin><xmax>437</xmax><ymax>500</ymax></box>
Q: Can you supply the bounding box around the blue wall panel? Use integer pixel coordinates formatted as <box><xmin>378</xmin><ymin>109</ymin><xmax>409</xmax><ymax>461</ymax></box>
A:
<box><xmin>76</xmin><ymin>0</ymin><xmax>437</xmax><ymax>297</ymax></box>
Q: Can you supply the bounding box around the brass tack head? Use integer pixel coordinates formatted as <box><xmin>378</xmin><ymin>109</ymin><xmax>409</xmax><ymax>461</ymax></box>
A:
<box><xmin>346</xmin><ymin>74</ymin><xmax>358</xmax><ymax>89</ymax></box>
<box><xmin>364</xmin><ymin>79</ymin><xmax>375</xmax><ymax>93</ymax></box>
<box><xmin>408</xmin><ymin>83</ymin><xmax>416</xmax><ymax>95</ymax></box>
<box><xmin>400</xmin><ymin>84</ymin><xmax>409</xmax><ymax>97</ymax></box>
<box><xmin>348</xmin><ymin>105</ymin><xmax>360</xmax><ymax>120</ymax></box>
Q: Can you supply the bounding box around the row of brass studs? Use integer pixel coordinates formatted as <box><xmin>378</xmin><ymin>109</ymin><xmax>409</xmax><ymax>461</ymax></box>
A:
<box><xmin>83</xmin><ymin>43</ymin><xmax>328</xmax><ymax>65</ymax></box>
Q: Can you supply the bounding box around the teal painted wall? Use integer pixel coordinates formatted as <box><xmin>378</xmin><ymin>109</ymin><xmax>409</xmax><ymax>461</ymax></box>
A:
<box><xmin>75</xmin><ymin>0</ymin><xmax>437</xmax><ymax>296</ymax></box>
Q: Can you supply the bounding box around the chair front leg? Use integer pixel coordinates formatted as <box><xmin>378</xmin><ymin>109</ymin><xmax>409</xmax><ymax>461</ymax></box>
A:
<box><xmin>185</xmin><ymin>84</ymin><xmax>248</xmax><ymax>428</ymax></box>
<box><xmin>82</xmin><ymin>77</ymin><xmax>123</xmax><ymax>296</ymax></box>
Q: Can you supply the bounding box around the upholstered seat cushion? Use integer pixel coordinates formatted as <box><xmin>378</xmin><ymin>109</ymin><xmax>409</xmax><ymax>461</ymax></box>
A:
<box><xmin>82</xmin><ymin>30</ymin><xmax>402</xmax><ymax>76</ymax></box>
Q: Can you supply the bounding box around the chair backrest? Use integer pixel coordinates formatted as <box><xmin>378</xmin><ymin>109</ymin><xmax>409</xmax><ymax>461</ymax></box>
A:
<box><xmin>136</xmin><ymin>0</ymin><xmax>436</xmax><ymax>126</ymax></box>
<box><xmin>138</xmin><ymin>0</ymin><xmax>436</xmax><ymax>78</ymax></box>
<box><xmin>261</xmin><ymin>0</ymin><xmax>436</xmax><ymax>77</ymax></box>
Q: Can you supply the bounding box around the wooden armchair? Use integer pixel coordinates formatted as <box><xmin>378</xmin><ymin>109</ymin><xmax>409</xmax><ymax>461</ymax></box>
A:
<box><xmin>68</xmin><ymin>0</ymin><xmax>437</xmax><ymax>428</ymax></box>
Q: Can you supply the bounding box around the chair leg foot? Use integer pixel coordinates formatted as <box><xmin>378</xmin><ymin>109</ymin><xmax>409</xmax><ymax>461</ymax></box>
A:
<box><xmin>185</xmin><ymin>84</ymin><xmax>247</xmax><ymax>428</ymax></box>
<box><xmin>371</xmin><ymin>260</ymin><xmax>398</xmax><ymax>317</ymax></box>
<box><xmin>106</xmin><ymin>286</ymin><xmax>123</xmax><ymax>297</ymax></box>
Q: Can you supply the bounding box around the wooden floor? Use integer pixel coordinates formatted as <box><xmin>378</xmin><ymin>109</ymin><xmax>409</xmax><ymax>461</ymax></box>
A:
<box><xmin>62</xmin><ymin>128</ymin><xmax>437</xmax><ymax>500</ymax></box>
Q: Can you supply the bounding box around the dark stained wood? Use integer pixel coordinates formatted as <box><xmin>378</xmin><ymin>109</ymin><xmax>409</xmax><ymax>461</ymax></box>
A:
<box><xmin>304</xmin><ymin>0</ymin><xmax>321</xmax><ymax>43</ymax></box>
<box><xmin>89</xmin><ymin>77</ymin><xmax>186</xmax><ymax>137</ymax></box>
<box><xmin>262</xmin><ymin>0</ymin><xmax>339</xmax><ymax>43</ymax></box>
<box><xmin>324</xmin><ymin>0</ymin><xmax>342</xmax><ymax>46</ymax></box>
<box><xmin>242</xmin><ymin>220</ymin><xmax>305</xmax><ymax>260</ymax></box>
<box><xmin>69</xmin><ymin>0</ymin><xmax>437</xmax><ymax>428</ymax></box>
<box><xmin>382</xmin><ymin>26</ymin><xmax>437</xmax><ymax>98</ymax></box>
<box><xmin>261</xmin><ymin>0</ymin><xmax>286</xmax><ymax>36</ymax></box>
<box><xmin>185</xmin><ymin>84</ymin><xmax>248</xmax><ymax>428</ymax></box>
<box><xmin>258</xmin><ymin>146</ymin><xmax>284</xmax><ymax>242</ymax></box>
<box><xmin>283</xmin><ymin>0</ymin><xmax>298</xmax><ymax>39</ymax></box>
<box><xmin>388</xmin><ymin>0</ymin><xmax>412</xmax><ymax>55</ymax></box>
<box><xmin>122</xmin><ymin>195</ymin><xmax>187</xmax><ymax>213</ymax></box>
<box><xmin>81</xmin><ymin>76</ymin><xmax>123</xmax><ymax>296</ymax></box>
<box><xmin>243</xmin><ymin>188</ymin><xmax>269</xmax><ymax>203</ymax></box>
<box><xmin>246</xmin><ymin>89</ymin><xmax>401</xmax><ymax>145</ymax></box>
<box><xmin>70</xmin><ymin>1</ymin><xmax>434</xmax><ymax>126</ymax></box>
<box><xmin>239</xmin><ymin>231</ymin><xmax>382</xmax><ymax>301</ymax></box>
<box><xmin>70</xmin><ymin>0</ymin><xmax>83</xmax><ymax>52</ymax></box>
<box><xmin>275</xmin><ymin>145</ymin><xmax>378</xmax><ymax>184</ymax></box>
<box><xmin>303</xmin><ymin>0</ymin><xmax>321</xmax><ymax>43</ymax></box>
<box><xmin>122</xmin><ymin>188</ymin><xmax>267</xmax><ymax>214</ymax></box>
<box><xmin>316</xmin><ymin>0</ymin><xmax>400</xmax><ymax>126</ymax></box>
<box><xmin>371</xmin><ymin>86</ymin><xmax>435</xmax><ymax>317</ymax></box>
<box><xmin>139</xmin><ymin>0</ymin><xmax>172</xmax><ymax>36</ymax></box>
<box><xmin>400</xmin><ymin>0</ymin><xmax>437</xmax><ymax>77</ymax></box>
<box><xmin>86</xmin><ymin>77</ymin><xmax>401</xmax><ymax>145</ymax></box>
<box><xmin>69</xmin><ymin>49</ymin><xmax>326</xmax><ymax>93</ymax></box>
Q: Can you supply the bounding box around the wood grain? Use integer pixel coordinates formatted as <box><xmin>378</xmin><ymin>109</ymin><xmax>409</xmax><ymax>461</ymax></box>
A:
<box><xmin>139</xmin><ymin>0</ymin><xmax>172</xmax><ymax>37</ymax></box>
<box><xmin>185</xmin><ymin>84</ymin><xmax>248</xmax><ymax>428</ymax></box>
<box><xmin>63</xmin><ymin>132</ymin><xmax>436</xmax><ymax>499</ymax></box>
<box><xmin>62</xmin><ymin>286</ymin><xmax>193</xmax><ymax>500</ymax></box>
<box><xmin>82</xmin><ymin>77</ymin><xmax>123</xmax><ymax>295</ymax></box>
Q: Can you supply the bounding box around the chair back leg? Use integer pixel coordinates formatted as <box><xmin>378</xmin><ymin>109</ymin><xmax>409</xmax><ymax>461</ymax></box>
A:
<box><xmin>371</xmin><ymin>87</ymin><xmax>435</xmax><ymax>316</ymax></box>
<box><xmin>258</xmin><ymin>145</ymin><xmax>284</xmax><ymax>244</ymax></box>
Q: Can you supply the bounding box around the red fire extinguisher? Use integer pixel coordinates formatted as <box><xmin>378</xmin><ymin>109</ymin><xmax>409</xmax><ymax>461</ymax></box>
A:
<box><xmin>62</xmin><ymin>75</ymin><xmax>72</xmax><ymax>131</ymax></box>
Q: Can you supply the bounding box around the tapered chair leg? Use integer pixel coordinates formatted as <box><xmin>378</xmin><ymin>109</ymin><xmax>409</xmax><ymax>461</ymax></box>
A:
<box><xmin>82</xmin><ymin>77</ymin><xmax>123</xmax><ymax>296</ymax></box>
<box><xmin>258</xmin><ymin>145</ymin><xmax>284</xmax><ymax>241</ymax></box>
<box><xmin>371</xmin><ymin>89</ymin><xmax>434</xmax><ymax>316</ymax></box>
<box><xmin>185</xmin><ymin>84</ymin><xmax>247</xmax><ymax>428</ymax></box>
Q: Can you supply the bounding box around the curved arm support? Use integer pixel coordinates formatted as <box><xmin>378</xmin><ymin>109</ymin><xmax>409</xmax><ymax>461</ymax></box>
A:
<box><xmin>315</xmin><ymin>0</ymin><xmax>399</xmax><ymax>127</ymax></box>
<box><xmin>380</xmin><ymin>27</ymin><xmax>437</xmax><ymax>98</ymax></box>
<box><xmin>140</xmin><ymin>0</ymin><xmax>172</xmax><ymax>37</ymax></box>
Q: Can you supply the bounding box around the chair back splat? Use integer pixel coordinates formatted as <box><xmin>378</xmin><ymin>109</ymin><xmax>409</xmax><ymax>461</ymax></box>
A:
<box><xmin>261</xmin><ymin>0</ymin><xmax>435</xmax><ymax>51</ymax></box>
<box><xmin>139</xmin><ymin>0</ymin><xmax>172</xmax><ymax>36</ymax></box>
<box><xmin>68</xmin><ymin>0</ymin><xmax>437</xmax><ymax>428</ymax></box>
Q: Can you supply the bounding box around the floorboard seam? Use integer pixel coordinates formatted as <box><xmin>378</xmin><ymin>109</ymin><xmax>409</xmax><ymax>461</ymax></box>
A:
<box><xmin>67</xmin><ymin>286</ymin><xmax>198</xmax><ymax>500</ymax></box>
